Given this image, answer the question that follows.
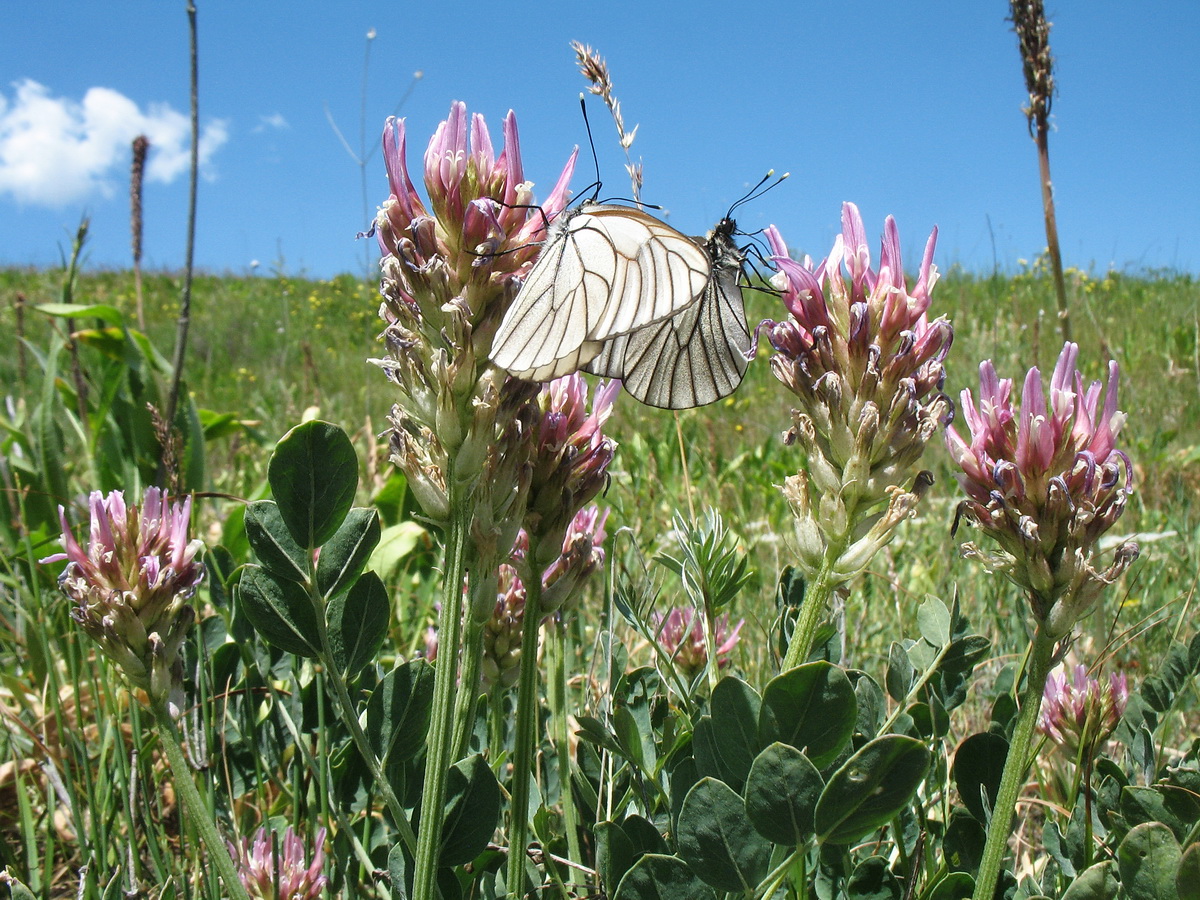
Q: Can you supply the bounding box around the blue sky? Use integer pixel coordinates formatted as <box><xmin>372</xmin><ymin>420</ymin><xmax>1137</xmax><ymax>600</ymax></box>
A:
<box><xmin>2</xmin><ymin>1</ymin><xmax>1197</xmax><ymax>279</ymax></box>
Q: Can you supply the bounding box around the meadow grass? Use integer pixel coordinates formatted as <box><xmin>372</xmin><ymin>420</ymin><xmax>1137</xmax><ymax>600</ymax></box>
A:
<box><xmin>1</xmin><ymin>261</ymin><xmax>1197</xmax><ymax>896</ymax></box>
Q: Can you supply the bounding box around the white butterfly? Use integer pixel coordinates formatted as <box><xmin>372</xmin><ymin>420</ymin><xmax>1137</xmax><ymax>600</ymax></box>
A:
<box><xmin>489</xmin><ymin>204</ymin><xmax>712</xmax><ymax>383</ymax></box>
<box><xmin>584</xmin><ymin>218</ymin><xmax>752</xmax><ymax>409</ymax></box>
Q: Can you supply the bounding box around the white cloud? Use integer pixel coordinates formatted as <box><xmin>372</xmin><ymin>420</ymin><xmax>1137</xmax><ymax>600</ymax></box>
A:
<box><xmin>0</xmin><ymin>79</ymin><xmax>230</xmax><ymax>207</ymax></box>
<box><xmin>253</xmin><ymin>112</ymin><xmax>289</xmax><ymax>133</ymax></box>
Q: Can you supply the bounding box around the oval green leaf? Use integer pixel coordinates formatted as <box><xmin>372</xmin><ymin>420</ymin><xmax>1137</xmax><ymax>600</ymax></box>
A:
<box><xmin>316</xmin><ymin>507</ymin><xmax>381</xmax><ymax>599</ymax></box>
<box><xmin>366</xmin><ymin>660</ymin><xmax>435</xmax><ymax>764</ymax></box>
<box><xmin>327</xmin><ymin>571</ymin><xmax>389</xmax><ymax>676</ymax></box>
<box><xmin>744</xmin><ymin>742</ymin><xmax>823</xmax><ymax>845</ymax></box>
<box><xmin>615</xmin><ymin>854</ymin><xmax>716</xmax><ymax>900</ymax></box>
<box><xmin>759</xmin><ymin>662</ymin><xmax>856</xmax><ymax>768</ymax></box>
<box><xmin>815</xmin><ymin>735</ymin><xmax>931</xmax><ymax>845</ymax></box>
<box><xmin>244</xmin><ymin>500</ymin><xmax>308</xmax><ymax>583</ymax></box>
<box><xmin>439</xmin><ymin>754</ymin><xmax>501</xmax><ymax>866</ymax></box>
<box><xmin>952</xmin><ymin>732</ymin><xmax>1009</xmax><ymax>824</ymax></box>
<box><xmin>708</xmin><ymin>676</ymin><xmax>761</xmax><ymax>793</ymax></box>
<box><xmin>237</xmin><ymin>565</ymin><xmax>319</xmax><ymax>657</ymax></box>
<box><xmin>269</xmin><ymin>420</ymin><xmax>358</xmax><ymax>548</ymax></box>
<box><xmin>1061</xmin><ymin>861</ymin><xmax>1119</xmax><ymax>900</ymax></box>
<box><xmin>1117</xmin><ymin>822</ymin><xmax>1181</xmax><ymax>900</ymax></box>
<box><xmin>676</xmin><ymin>778</ymin><xmax>770</xmax><ymax>892</ymax></box>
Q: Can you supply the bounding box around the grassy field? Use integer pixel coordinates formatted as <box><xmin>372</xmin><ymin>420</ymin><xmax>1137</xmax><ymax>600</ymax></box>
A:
<box><xmin>1</xmin><ymin>260</ymin><xmax>1198</xmax><ymax>897</ymax></box>
<box><xmin>3</xmin><ymin>261</ymin><xmax>1198</xmax><ymax>655</ymax></box>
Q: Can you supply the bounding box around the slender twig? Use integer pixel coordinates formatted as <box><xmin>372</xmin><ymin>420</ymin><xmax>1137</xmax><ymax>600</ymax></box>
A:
<box><xmin>1010</xmin><ymin>0</ymin><xmax>1071</xmax><ymax>342</ymax></box>
<box><xmin>164</xmin><ymin>2</ymin><xmax>200</xmax><ymax>434</ymax></box>
<box><xmin>62</xmin><ymin>219</ymin><xmax>91</xmax><ymax>438</ymax></box>
<box><xmin>130</xmin><ymin>135</ymin><xmax>149</xmax><ymax>331</ymax></box>
<box><xmin>14</xmin><ymin>291</ymin><xmax>27</xmax><ymax>386</ymax></box>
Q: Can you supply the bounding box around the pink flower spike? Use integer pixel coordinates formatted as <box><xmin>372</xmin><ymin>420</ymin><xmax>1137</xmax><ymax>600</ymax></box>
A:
<box><xmin>499</xmin><ymin>110</ymin><xmax>523</xmax><ymax>198</ymax></box>
<box><xmin>763</xmin><ymin>224</ymin><xmax>789</xmax><ymax>258</ymax></box>
<box><xmin>469</xmin><ymin>111</ymin><xmax>495</xmax><ymax>180</ymax></box>
<box><xmin>912</xmin><ymin>225</ymin><xmax>939</xmax><ymax>302</ymax></box>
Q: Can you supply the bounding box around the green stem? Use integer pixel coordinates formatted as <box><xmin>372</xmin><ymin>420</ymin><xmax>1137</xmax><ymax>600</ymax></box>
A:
<box><xmin>412</xmin><ymin>491</ymin><xmax>472</xmax><ymax>900</ymax></box>
<box><xmin>507</xmin><ymin>553</ymin><xmax>546</xmax><ymax>898</ymax></box>
<box><xmin>308</xmin><ymin>582</ymin><xmax>418</xmax><ymax>854</ymax></box>
<box><xmin>549</xmin><ymin>619</ymin><xmax>582</xmax><ymax>866</ymax></box>
<box><xmin>972</xmin><ymin>626</ymin><xmax>1056</xmax><ymax>900</ymax></box>
<box><xmin>150</xmin><ymin>700</ymin><xmax>252</xmax><ymax>900</ymax></box>
<box><xmin>451</xmin><ymin>607</ymin><xmax>487</xmax><ymax>760</ymax></box>
<box><xmin>781</xmin><ymin>537</ymin><xmax>848</xmax><ymax>671</ymax></box>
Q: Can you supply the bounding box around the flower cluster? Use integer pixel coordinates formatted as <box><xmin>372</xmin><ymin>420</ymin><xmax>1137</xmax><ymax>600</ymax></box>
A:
<box><xmin>42</xmin><ymin>488</ymin><xmax>204</xmax><ymax>711</ymax></box>
<box><xmin>653</xmin><ymin>607</ymin><xmax>744</xmax><ymax>680</ymax></box>
<box><xmin>228</xmin><ymin>825</ymin><xmax>327</xmax><ymax>900</ymax></box>
<box><xmin>481</xmin><ymin>505</ymin><xmax>609</xmax><ymax>690</ymax></box>
<box><xmin>764</xmin><ymin>203</ymin><xmax>952</xmax><ymax>583</ymax></box>
<box><xmin>524</xmin><ymin>375</ymin><xmax>619</xmax><ymax>568</ymax></box>
<box><xmin>372</xmin><ymin>102</ymin><xmax>577</xmax><ymax>527</ymax></box>
<box><xmin>1038</xmin><ymin>664</ymin><xmax>1129</xmax><ymax>757</ymax></box>
<box><xmin>946</xmin><ymin>342</ymin><xmax>1138</xmax><ymax>638</ymax></box>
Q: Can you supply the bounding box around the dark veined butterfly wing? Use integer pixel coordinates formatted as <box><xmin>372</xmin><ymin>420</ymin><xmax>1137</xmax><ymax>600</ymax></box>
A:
<box><xmin>489</xmin><ymin>204</ymin><xmax>712</xmax><ymax>382</ymax></box>
<box><xmin>584</xmin><ymin>218</ymin><xmax>752</xmax><ymax>409</ymax></box>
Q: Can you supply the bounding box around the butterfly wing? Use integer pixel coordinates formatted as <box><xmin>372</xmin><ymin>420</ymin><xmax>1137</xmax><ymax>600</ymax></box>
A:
<box><xmin>490</xmin><ymin>205</ymin><xmax>710</xmax><ymax>382</ymax></box>
<box><xmin>585</xmin><ymin>219</ymin><xmax>752</xmax><ymax>409</ymax></box>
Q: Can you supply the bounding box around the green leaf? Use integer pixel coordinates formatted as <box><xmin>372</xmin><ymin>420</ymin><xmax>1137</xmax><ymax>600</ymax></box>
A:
<box><xmin>244</xmin><ymin>500</ymin><xmax>308</xmax><ymax>583</ymax></box>
<box><xmin>943</xmin><ymin>808</ymin><xmax>986</xmax><ymax>874</ymax></box>
<box><xmin>387</xmin><ymin>841</ymin><xmax>410</xmax><ymax>900</ymax></box>
<box><xmin>927</xmin><ymin>872</ymin><xmax>975</xmax><ymax>900</ymax></box>
<box><xmin>759</xmin><ymin>662</ymin><xmax>856</xmax><ymax>768</ymax></box>
<box><xmin>614</xmin><ymin>853</ymin><xmax>716</xmax><ymax>900</ymax></box>
<box><xmin>847</xmin><ymin>856</ymin><xmax>902</xmax><ymax>900</ymax></box>
<box><xmin>815</xmin><ymin>735</ymin><xmax>931</xmax><ymax>845</ymax></box>
<box><xmin>743</xmin><ymin>742</ymin><xmax>822</xmax><ymax>845</ymax></box>
<box><xmin>886</xmin><ymin>642</ymin><xmax>915</xmax><ymax>702</ymax></box>
<box><xmin>952</xmin><ymin>732</ymin><xmax>1008</xmax><ymax>824</ymax></box>
<box><xmin>707</xmin><ymin>676</ymin><xmax>761</xmax><ymax>793</ymax></box>
<box><xmin>596</xmin><ymin>821</ymin><xmax>637</xmax><ymax>897</ymax></box>
<box><xmin>439</xmin><ymin>754</ymin><xmax>501</xmax><ymax>866</ymax></box>
<box><xmin>327</xmin><ymin>572</ymin><xmax>389</xmax><ymax>676</ymax></box>
<box><xmin>676</xmin><ymin>778</ymin><xmax>770</xmax><ymax>892</ymax></box>
<box><xmin>36</xmin><ymin>301</ymin><xmax>124</xmax><ymax>324</ymax></box>
<box><xmin>620</xmin><ymin>815</ymin><xmax>670</xmax><ymax>858</ymax></box>
<box><xmin>269</xmin><ymin>420</ymin><xmax>358</xmax><ymax>548</ymax></box>
<box><xmin>366</xmin><ymin>660</ymin><xmax>435</xmax><ymax>765</ymax></box>
<box><xmin>316</xmin><ymin>507</ymin><xmax>380</xmax><ymax>599</ymax></box>
<box><xmin>1061</xmin><ymin>861</ymin><xmax>1119</xmax><ymax>900</ymax></box>
<box><xmin>917</xmin><ymin>596</ymin><xmax>952</xmax><ymax>647</ymax></box>
<box><xmin>236</xmin><ymin>565</ymin><xmax>319</xmax><ymax>657</ymax></box>
<box><xmin>1118</xmin><ymin>822</ymin><xmax>1181</xmax><ymax>900</ymax></box>
<box><xmin>1177</xmin><ymin>843</ymin><xmax>1200</xmax><ymax>900</ymax></box>
<box><xmin>369</xmin><ymin>521</ymin><xmax>429</xmax><ymax>581</ymax></box>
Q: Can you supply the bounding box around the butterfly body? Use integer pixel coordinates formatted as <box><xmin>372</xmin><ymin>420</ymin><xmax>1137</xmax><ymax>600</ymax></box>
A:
<box><xmin>490</xmin><ymin>204</ymin><xmax>711</xmax><ymax>382</ymax></box>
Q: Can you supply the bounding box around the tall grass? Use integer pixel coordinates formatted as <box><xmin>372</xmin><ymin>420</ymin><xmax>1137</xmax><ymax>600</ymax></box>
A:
<box><xmin>1</xmin><ymin>260</ymin><xmax>1197</xmax><ymax>896</ymax></box>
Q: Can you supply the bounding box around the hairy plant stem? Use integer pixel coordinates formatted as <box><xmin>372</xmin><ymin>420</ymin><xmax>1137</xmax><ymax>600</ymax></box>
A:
<box><xmin>451</xmin><ymin>608</ymin><xmax>487</xmax><ymax>760</ymax></box>
<box><xmin>149</xmin><ymin>699</ymin><xmax>252</xmax><ymax>900</ymax></box>
<box><xmin>972</xmin><ymin>625</ymin><xmax>1056</xmax><ymax>900</ymax></box>
<box><xmin>507</xmin><ymin>546</ymin><xmax>547</xmax><ymax>898</ymax></box>
<box><xmin>412</xmin><ymin>490</ymin><xmax>472</xmax><ymax>900</ymax></box>
<box><xmin>781</xmin><ymin>534</ymin><xmax>849</xmax><ymax>671</ymax></box>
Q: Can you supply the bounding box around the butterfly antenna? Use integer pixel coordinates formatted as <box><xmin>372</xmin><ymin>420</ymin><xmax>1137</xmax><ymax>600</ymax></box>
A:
<box><xmin>579</xmin><ymin>93</ymin><xmax>604</xmax><ymax>203</ymax></box>
<box><xmin>727</xmin><ymin>170</ymin><xmax>790</xmax><ymax>219</ymax></box>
